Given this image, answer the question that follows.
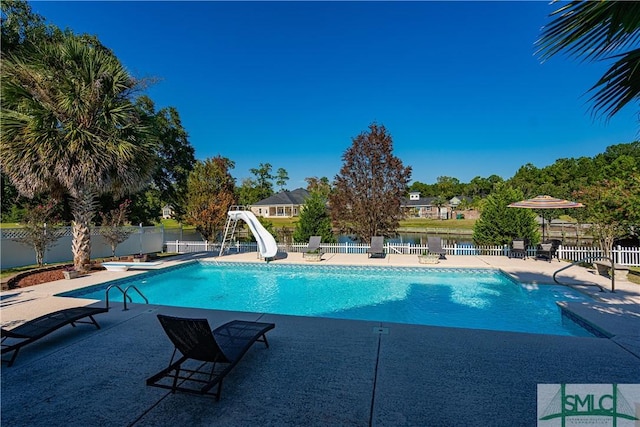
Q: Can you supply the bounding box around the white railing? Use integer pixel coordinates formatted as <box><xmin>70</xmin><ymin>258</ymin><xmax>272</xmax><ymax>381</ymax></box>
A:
<box><xmin>164</xmin><ymin>240</ymin><xmax>640</xmax><ymax>267</ymax></box>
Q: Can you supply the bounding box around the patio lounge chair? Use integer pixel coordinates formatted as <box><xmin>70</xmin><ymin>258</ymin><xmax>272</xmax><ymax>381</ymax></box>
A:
<box><xmin>301</xmin><ymin>236</ymin><xmax>322</xmax><ymax>258</ymax></box>
<box><xmin>509</xmin><ymin>239</ymin><xmax>527</xmax><ymax>259</ymax></box>
<box><xmin>367</xmin><ymin>236</ymin><xmax>385</xmax><ymax>258</ymax></box>
<box><xmin>146</xmin><ymin>315</ymin><xmax>275</xmax><ymax>401</ymax></box>
<box><xmin>427</xmin><ymin>237</ymin><xmax>447</xmax><ymax>259</ymax></box>
<box><xmin>1</xmin><ymin>306</ymin><xmax>108</xmax><ymax>367</ymax></box>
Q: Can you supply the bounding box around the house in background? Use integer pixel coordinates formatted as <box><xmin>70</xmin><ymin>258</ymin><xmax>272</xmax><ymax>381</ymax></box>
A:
<box><xmin>403</xmin><ymin>192</ymin><xmax>439</xmax><ymax>219</ymax></box>
<box><xmin>250</xmin><ymin>188</ymin><xmax>310</xmax><ymax>218</ymax></box>
<box><xmin>161</xmin><ymin>205</ymin><xmax>174</xmax><ymax>219</ymax></box>
<box><xmin>402</xmin><ymin>192</ymin><xmax>476</xmax><ymax>219</ymax></box>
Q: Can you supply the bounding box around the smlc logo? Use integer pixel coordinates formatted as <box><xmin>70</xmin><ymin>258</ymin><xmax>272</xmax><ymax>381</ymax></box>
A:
<box><xmin>538</xmin><ymin>384</ymin><xmax>640</xmax><ymax>426</ymax></box>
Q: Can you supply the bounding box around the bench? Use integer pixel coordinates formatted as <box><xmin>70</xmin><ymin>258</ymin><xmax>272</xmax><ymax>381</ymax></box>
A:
<box><xmin>593</xmin><ymin>261</ymin><xmax>629</xmax><ymax>280</ymax></box>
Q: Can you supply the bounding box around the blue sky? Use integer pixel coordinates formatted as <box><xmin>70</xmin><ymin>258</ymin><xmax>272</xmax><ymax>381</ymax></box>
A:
<box><xmin>31</xmin><ymin>1</ymin><xmax>638</xmax><ymax>189</ymax></box>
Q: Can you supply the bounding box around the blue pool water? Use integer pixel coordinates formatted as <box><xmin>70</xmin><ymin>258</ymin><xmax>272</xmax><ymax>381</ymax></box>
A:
<box><xmin>62</xmin><ymin>262</ymin><xmax>594</xmax><ymax>336</ymax></box>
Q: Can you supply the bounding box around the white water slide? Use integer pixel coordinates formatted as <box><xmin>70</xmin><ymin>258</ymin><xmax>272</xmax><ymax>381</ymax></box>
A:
<box><xmin>227</xmin><ymin>210</ymin><xmax>278</xmax><ymax>259</ymax></box>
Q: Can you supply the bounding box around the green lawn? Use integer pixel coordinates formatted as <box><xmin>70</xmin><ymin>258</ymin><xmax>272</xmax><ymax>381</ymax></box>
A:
<box><xmin>0</xmin><ymin>222</ymin><xmax>22</xmax><ymax>228</ymax></box>
<box><xmin>399</xmin><ymin>218</ymin><xmax>476</xmax><ymax>230</ymax></box>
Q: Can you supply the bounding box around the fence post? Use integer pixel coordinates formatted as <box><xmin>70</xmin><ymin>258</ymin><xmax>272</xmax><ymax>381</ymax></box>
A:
<box><xmin>138</xmin><ymin>223</ymin><xmax>143</xmax><ymax>254</ymax></box>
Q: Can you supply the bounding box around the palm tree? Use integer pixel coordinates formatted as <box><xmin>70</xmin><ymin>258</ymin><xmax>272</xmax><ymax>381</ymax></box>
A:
<box><xmin>432</xmin><ymin>196</ymin><xmax>447</xmax><ymax>220</ymax></box>
<box><xmin>536</xmin><ymin>1</ymin><xmax>640</xmax><ymax>120</ymax></box>
<box><xmin>1</xmin><ymin>34</ymin><xmax>156</xmax><ymax>271</ymax></box>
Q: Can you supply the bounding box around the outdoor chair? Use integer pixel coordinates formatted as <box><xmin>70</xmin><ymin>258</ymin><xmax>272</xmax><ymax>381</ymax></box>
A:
<box><xmin>301</xmin><ymin>236</ymin><xmax>322</xmax><ymax>258</ymax></box>
<box><xmin>427</xmin><ymin>236</ymin><xmax>447</xmax><ymax>259</ymax></box>
<box><xmin>367</xmin><ymin>236</ymin><xmax>385</xmax><ymax>258</ymax></box>
<box><xmin>548</xmin><ymin>239</ymin><xmax>562</xmax><ymax>261</ymax></box>
<box><xmin>509</xmin><ymin>239</ymin><xmax>528</xmax><ymax>259</ymax></box>
<box><xmin>1</xmin><ymin>306</ymin><xmax>108</xmax><ymax>367</ymax></box>
<box><xmin>536</xmin><ymin>242</ymin><xmax>556</xmax><ymax>262</ymax></box>
<box><xmin>146</xmin><ymin>315</ymin><xmax>275</xmax><ymax>401</ymax></box>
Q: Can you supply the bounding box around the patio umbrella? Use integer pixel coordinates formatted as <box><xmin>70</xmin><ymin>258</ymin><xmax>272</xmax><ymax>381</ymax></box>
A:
<box><xmin>507</xmin><ymin>195</ymin><xmax>584</xmax><ymax>241</ymax></box>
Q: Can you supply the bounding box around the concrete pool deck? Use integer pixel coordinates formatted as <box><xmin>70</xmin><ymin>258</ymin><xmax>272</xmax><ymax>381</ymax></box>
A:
<box><xmin>2</xmin><ymin>253</ymin><xmax>639</xmax><ymax>426</ymax></box>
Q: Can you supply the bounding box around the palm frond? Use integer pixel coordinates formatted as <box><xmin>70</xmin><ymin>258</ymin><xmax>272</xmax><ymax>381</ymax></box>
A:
<box><xmin>537</xmin><ymin>1</ymin><xmax>640</xmax><ymax>62</ymax></box>
<box><xmin>589</xmin><ymin>47</ymin><xmax>640</xmax><ymax>119</ymax></box>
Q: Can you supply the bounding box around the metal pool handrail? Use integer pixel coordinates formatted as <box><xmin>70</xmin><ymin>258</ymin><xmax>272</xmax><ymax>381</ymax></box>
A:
<box><xmin>553</xmin><ymin>256</ymin><xmax>615</xmax><ymax>293</ymax></box>
<box><xmin>123</xmin><ymin>285</ymin><xmax>149</xmax><ymax>311</ymax></box>
<box><xmin>105</xmin><ymin>284</ymin><xmax>132</xmax><ymax>309</ymax></box>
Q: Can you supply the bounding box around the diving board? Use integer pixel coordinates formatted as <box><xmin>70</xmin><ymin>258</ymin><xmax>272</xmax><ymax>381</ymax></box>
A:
<box><xmin>102</xmin><ymin>261</ymin><xmax>163</xmax><ymax>272</ymax></box>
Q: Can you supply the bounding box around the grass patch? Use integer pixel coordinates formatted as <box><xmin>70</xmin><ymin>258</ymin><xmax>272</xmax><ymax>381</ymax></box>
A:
<box><xmin>0</xmin><ymin>222</ymin><xmax>22</xmax><ymax>229</ymax></box>
<box><xmin>159</xmin><ymin>219</ymin><xmax>196</xmax><ymax>230</ymax></box>
<box><xmin>628</xmin><ymin>267</ymin><xmax>640</xmax><ymax>285</ymax></box>
<box><xmin>266</xmin><ymin>217</ymin><xmax>299</xmax><ymax>228</ymax></box>
<box><xmin>399</xmin><ymin>218</ymin><xmax>476</xmax><ymax>230</ymax></box>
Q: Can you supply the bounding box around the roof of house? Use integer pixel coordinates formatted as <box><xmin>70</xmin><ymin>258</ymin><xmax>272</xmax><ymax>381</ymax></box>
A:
<box><xmin>402</xmin><ymin>196</ymin><xmax>436</xmax><ymax>207</ymax></box>
<box><xmin>253</xmin><ymin>188</ymin><xmax>311</xmax><ymax>206</ymax></box>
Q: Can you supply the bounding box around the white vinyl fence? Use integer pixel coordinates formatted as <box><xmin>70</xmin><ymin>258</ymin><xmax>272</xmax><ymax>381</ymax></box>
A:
<box><xmin>1</xmin><ymin>226</ymin><xmax>165</xmax><ymax>269</ymax></box>
<box><xmin>164</xmin><ymin>240</ymin><xmax>640</xmax><ymax>267</ymax></box>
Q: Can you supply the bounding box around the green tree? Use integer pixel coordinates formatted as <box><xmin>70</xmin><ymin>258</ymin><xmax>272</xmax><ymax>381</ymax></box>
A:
<box><xmin>1</xmin><ymin>0</ymin><xmax>53</xmax><ymax>55</ymax></box>
<box><xmin>536</xmin><ymin>1</ymin><xmax>640</xmax><ymax>119</ymax></box>
<box><xmin>136</xmin><ymin>96</ymin><xmax>195</xmax><ymax>220</ymax></box>
<box><xmin>434</xmin><ymin>176</ymin><xmax>460</xmax><ymax>200</ymax></box>
<box><xmin>250</xmin><ymin>163</ymin><xmax>275</xmax><ymax>201</ymax></box>
<box><xmin>305</xmin><ymin>176</ymin><xmax>332</xmax><ymax>198</ymax></box>
<box><xmin>329</xmin><ymin>122</ymin><xmax>412</xmax><ymax>243</ymax></box>
<box><xmin>275</xmin><ymin>167</ymin><xmax>289</xmax><ymax>192</ymax></box>
<box><xmin>184</xmin><ymin>157</ymin><xmax>236</xmax><ymax>241</ymax></box>
<box><xmin>293</xmin><ymin>192</ymin><xmax>336</xmax><ymax>243</ymax></box>
<box><xmin>1</xmin><ymin>34</ymin><xmax>156</xmax><ymax>271</ymax></box>
<box><xmin>236</xmin><ymin>178</ymin><xmax>261</xmax><ymax>206</ymax></box>
<box><xmin>408</xmin><ymin>181</ymin><xmax>437</xmax><ymax>197</ymax></box>
<box><xmin>431</xmin><ymin>196</ymin><xmax>447</xmax><ymax>220</ymax></box>
<box><xmin>573</xmin><ymin>175</ymin><xmax>640</xmax><ymax>257</ymax></box>
<box><xmin>473</xmin><ymin>184</ymin><xmax>539</xmax><ymax>246</ymax></box>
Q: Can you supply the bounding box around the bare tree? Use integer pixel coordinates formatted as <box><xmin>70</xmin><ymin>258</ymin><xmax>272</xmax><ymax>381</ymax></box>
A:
<box><xmin>99</xmin><ymin>200</ymin><xmax>134</xmax><ymax>258</ymax></box>
<box><xmin>13</xmin><ymin>200</ymin><xmax>62</xmax><ymax>267</ymax></box>
<box><xmin>329</xmin><ymin>123</ymin><xmax>411</xmax><ymax>243</ymax></box>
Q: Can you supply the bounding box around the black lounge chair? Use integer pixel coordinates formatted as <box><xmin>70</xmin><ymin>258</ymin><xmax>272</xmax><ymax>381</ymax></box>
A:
<box><xmin>146</xmin><ymin>315</ymin><xmax>275</xmax><ymax>401</ymax></box>
<box><xmin>301</xmin><ymin>236</ymin><xmax>322</xmax><ymax>258</ymax></box>
<box><xmin>367</xmin><ymin>236</ymin><xmax>385</xmax><ymax>258</ymax></box>
<box><xmin>509</xmin><ymin>239</ymin><xmax>527</xmax><ymax>259</ymax></box>
<box><xmin>1</xmin><ymin>306</ymin><xmax>108</xmax><ymax>367</ymax></box>
<box><xmin>427</xmin><ymin>237</ymin><xmax>447</xmax><ymax>259</ymax></box>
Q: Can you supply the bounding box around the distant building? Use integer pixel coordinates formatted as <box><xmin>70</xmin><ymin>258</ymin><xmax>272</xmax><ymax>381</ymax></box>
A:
<box><xmin>250</xmin><ymin>188</ymin><xmax>310</xmax><ymax>218</ymax></box>
<box><xmin>402</xmin><ymin>193</ymin><xmax>474</xmax><ymax>219</ymax></box>
<box><xmin>403</xmin><ymin>192</ymin><xmax>440</xmax><ymax>219</ymax></box>
<box><xmin>161</xmin><ymin>205</ymin><xmax>174</xmax><ymax>219</ymax></box>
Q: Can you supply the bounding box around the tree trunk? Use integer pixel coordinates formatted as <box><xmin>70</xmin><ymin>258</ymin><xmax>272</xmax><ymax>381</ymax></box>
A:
<box><xmin>71</xmin><ymin>191</ymin><xmax>97</xmax><ymax>272</ymax></box>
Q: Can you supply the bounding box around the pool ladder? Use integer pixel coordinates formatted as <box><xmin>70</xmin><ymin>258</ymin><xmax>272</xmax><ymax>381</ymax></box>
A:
<box><xmin>552</xmin><ymin>256</ymin><xmax>615</xmax><ymax>293</ymax></box>
<box><xmin>105</xmin><ymin>284</ymin><xmax>149</xmax><ymax>310</ymax></box>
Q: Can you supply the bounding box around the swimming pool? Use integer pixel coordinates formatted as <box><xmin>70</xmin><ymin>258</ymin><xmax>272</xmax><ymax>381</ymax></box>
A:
<box><xmin>62</xmin><ymin>262</ymin><xmax>594</xmax><ymax>336</ymax></box>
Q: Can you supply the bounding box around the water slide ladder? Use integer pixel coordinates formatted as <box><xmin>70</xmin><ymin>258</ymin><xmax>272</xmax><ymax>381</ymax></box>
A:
<box><xmin>219</xmin><ymin>208</ymin><xmax>241</xmax><ymax>256</ymax></box>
